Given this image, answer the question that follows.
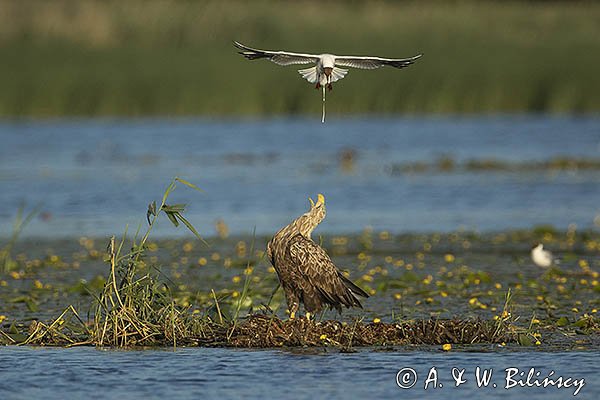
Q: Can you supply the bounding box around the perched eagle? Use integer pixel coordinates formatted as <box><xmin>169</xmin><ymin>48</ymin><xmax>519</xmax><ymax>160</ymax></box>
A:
<box><xmin>267</xmin><ymin>194</ymin><xmax>369</xmax><ymax>319</ymax></box>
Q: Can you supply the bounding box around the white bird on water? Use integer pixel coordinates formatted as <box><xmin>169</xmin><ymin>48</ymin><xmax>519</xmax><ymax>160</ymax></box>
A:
<box><xmin>234</xmin><ymin>41</ymin><xmax>422</xmax><ymax>123</ymax></box>
<box><xmin>531</xmin><ymin>243</ymin><xmax>555</xmax><ymax>268</ymax></box>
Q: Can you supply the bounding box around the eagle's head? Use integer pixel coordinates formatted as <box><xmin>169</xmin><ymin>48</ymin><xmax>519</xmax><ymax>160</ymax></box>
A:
<box><xmin>296</xmin><ymin>193</ymin><xmax>326</xmax><ymax>238</ymax></box>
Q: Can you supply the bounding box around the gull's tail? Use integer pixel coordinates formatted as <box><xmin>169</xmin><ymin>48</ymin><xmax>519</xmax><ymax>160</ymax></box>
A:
<box><xmin>298</xmin><ymin>67</ymin><xmax>318</xmax><ymax>84</ymax></box>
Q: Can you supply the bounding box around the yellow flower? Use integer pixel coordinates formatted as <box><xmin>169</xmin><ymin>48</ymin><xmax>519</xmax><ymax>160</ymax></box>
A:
<box><xmin>0</xmin><ymin>315</ymin><xmax>6</xmax><ymax>323</ymax></box>
<box><xmin>442</xmin><ymin>343</ymin><xmax>452</xmax><ymax>351</ymax></box>
<box><xmin>320</xmin><ymin>334</ymin><xmax>328</xmax><ymax>340</ymax></box>
<box><xmin>535</xmin><ymin>340</ymin><xmax>541</xmax><ymax>346</ymax></box>
<box><xmin>33</xmin><ymin>280</ymin><xmax>43</xmax><ymax>289</ymax></box>
<box><xmin>232</xmin><ymin>276</ymin><xmax>241</xmax><ymax>284</ymax></box>
<box><xmin>197</xmin><ymin>257</ymin><xmax>207</xmax><ymax>266</ymax></box>
<box><xmin>373</xmin><ymin>318</ymin><xmax>381</xmax><ymax>323</ymax></box>
<box><xmin>444</xmin><ymin>254</ymin><xmax>455</xmax><ymax>263</ymax></box>
<box><xmin>182</xmin><ymin>242</ymin><xmax>194</xmax><ymax>252</ymax></box>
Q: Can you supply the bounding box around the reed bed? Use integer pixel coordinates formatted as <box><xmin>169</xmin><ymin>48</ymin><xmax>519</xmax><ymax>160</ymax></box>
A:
<box><xmin>1</xmin><ymin>0</ymin><xmax>599</xmax><ymax>116</ymax></box>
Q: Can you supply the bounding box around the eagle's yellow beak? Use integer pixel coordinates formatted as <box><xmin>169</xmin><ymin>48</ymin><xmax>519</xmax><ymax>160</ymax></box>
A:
<box><xmin>308</xmin><ymin>194</ymin><xmax>325</xmax><ymax>208</ymax></box>
<box><xmin>317</xmin><ymin>193</ymin><xmax>325</xmax><ymax>205</ymax></box>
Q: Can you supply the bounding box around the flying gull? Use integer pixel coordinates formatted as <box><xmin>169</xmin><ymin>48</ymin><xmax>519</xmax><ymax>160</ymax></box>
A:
<box><xmin>234</xmin><ymin>41</ymin><xmax>422</xmax><ymax>122</ymax></box>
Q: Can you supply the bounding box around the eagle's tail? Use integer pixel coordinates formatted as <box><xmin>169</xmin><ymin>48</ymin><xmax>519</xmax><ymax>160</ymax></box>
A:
<box><xmin>338</xmin><ymin>271</ymin><xmax>370</xmax><ymax>307</ymax></box>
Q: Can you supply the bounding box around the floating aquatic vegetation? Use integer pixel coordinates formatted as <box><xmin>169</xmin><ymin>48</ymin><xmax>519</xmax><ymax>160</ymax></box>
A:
<box><xmin>390</xmin><ymin>156</ymin><xmax>600</xmax><ymax>175</ymax></box>
<box><xmin>1</xmin><ymin>196</ymin><xmax>599</xmax><ymax>348</ymax></box>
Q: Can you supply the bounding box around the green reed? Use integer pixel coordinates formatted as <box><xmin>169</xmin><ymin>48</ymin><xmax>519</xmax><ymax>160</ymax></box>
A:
<box><xmin>0</xmin><ymin>0</ymin><xmax>599</xmax><ymax>116</ymax></box>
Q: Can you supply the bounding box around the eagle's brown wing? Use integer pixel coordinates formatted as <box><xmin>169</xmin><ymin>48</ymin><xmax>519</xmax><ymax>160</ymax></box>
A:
<box><xmin>287</xmin><ymin>234</ymin><xmax>368</xmax><ymax>312</ymax></box>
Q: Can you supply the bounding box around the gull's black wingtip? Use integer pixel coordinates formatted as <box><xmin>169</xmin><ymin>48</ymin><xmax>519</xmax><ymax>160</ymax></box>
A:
<box><xmin>233</xmin><ymin>40</ymin><xmax>246</xmax><ymax>50</ymax></box>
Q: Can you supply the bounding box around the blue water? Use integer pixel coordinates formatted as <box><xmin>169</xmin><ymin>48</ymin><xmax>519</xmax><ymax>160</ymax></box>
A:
<box><xmin>0</xmin><ymin>115</ymin><xmax>599</xmax><ymax>238</ymax></box>
<box><xmin>0</xmin><ymin>347</ymin><xmax>598</xmax><ymax>399</ymax></box>
<box><xmin>2</xmin><ymin>117</ymin><xmax>600</xmax><ymax>398</ymax></box>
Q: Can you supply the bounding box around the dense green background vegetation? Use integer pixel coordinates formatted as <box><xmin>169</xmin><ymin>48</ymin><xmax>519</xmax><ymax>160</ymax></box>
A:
<box><xmin>1</xmin><ymin>0</ymin><xmax>598</xmax><ymax>117</ymax></box>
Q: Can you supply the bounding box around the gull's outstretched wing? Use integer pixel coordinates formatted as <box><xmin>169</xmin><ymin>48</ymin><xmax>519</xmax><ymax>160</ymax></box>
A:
<box><xmin>234</xmin><ymin>41</ymin><xmax>319</xmax><ymax>66</ymax></box>
<box><xmin>335</xmin><ymin>53</ymin><xmax>423</xmax><ymax>70</ymax></box>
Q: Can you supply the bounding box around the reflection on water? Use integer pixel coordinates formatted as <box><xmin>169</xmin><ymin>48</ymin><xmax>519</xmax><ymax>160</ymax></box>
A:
<box><xmin>0</xmin><ymin>347</ymin><xmax>598</xmax><ymax>399</ymax></box>
<box><xmin>0</xmin><ymin>116</ymin><xmax>599</xmax><ymax>238</ymax></box>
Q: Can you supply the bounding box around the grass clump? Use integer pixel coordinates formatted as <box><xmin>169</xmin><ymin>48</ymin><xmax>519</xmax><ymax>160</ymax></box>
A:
<box><xmin>90</xmin><ymin>177</ymin><xmax>206</xmax><ymax>347</ymax></box>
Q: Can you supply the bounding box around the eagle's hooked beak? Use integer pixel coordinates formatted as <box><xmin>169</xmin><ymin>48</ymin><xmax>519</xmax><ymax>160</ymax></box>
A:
<box><xmin>316</xmin><ymin>193</ymin><xmax>325</xmax><ymax>206</ymax></box>
<box><xmin>308</xmin><ymin>194</ymin><xmax>325</xmax><ymax>208</ymax></box>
